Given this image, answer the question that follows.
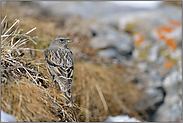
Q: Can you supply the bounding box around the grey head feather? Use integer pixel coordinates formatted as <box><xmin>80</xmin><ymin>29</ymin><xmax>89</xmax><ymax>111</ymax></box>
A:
<box><xmin>48</xmin><ymin>35</ymin><xmax>74</xmax><ymax>49</ymax></box>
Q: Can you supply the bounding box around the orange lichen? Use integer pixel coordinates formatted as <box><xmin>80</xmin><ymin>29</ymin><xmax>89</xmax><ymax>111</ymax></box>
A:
<box><xmin>165</xmin><ymin>60</ymin><xmax>174</xmax><ymax>68</ymax></box>
<box><xmin>156</xmin><ymin>26</ymin><xmax>174</xmax><ymax>40</ymax></box>
<box><xmin>165</xmin><ymin>38</ymin><xmax>177</xmax><ymax>51</ymax></box>
<box><xmin>134</xmin><ymin>32</ymin><xmax>145</xmax><ymax>45</ymax></box>
<box><xmin>157</xmin><ymin>30</ymin><xmax>166</xmax><ymax>40</ymax></box>
<box><xmin>169</xmin><ymin>19</ymin><xmax>182</xmax><ymax>26</ymax></box>
<box><xmin>156</xmin><ymin>25</ymin><xmax>177</xmax><ymax>51</ymax></box>
<box><xmin>156</xmin><ymin>26</ymin><xmax>174</xmax><ymax>38</ymax></box>
<box><xmin>158</xmin><ymin>26</ymin><xmax>174</xmax><ymax>33</ymax></box>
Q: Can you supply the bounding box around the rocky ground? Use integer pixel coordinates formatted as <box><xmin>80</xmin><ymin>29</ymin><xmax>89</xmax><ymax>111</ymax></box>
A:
<box><xmin>1</xmin><ymin>1</ymin><xmax>182</xmax><ymax>122</ymax></box>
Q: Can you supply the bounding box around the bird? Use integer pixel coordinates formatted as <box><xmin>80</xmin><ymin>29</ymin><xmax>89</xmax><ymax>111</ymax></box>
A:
<box><xmin>45</xmin><ymin>35</ymin><xmax>74</xmax><ymax>107</ymax></box>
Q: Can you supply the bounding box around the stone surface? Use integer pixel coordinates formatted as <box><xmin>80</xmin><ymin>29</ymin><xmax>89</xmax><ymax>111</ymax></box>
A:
<box><xmin>98</xmin><ymin>48</ymin><xmax>117</xmax><ymax>59</ymax></box>
<box><xmin>153</xmin><ymin>71</ymin><xmax>182</xmax><ymax>121</ymax></box>
<box><xmin>115</xmin><ymin>33</ymin><xmax>133</xmax><ymax>56</ymax></box>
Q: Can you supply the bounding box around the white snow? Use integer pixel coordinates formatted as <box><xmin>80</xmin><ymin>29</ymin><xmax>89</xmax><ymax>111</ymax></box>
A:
<box><xmin>1</xmin><ymin>110</ymin><xmax>17</xmax><ymax>122</ymax></box>
<box><xmin>104</xmin><ymin>115</ymin><xmax>141</xmax><ymax>122</ymax></box>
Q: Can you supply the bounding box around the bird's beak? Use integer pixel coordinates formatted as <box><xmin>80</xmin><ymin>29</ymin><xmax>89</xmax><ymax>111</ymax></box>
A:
<box><xmin>67</xmin><ymin>39</ymin><xmax>74</xmax><ymax>43</ymax></box>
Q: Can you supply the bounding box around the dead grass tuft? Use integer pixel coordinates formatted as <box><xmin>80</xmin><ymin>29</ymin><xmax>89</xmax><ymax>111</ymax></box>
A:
<box><xmin>1</xmin><ymin>16</ymin><xmax>79</xmax><ymax>122</ymax></box>
<box><xmin>72</xmin><ymin>62</ymin><xmax>144</xmax><ymax>121</ymax></box>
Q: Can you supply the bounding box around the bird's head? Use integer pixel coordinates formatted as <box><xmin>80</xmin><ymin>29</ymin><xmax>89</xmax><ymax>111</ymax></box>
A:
<box><xmin>49</xmin><ymin>35</ymin><xmax>74</xmax><ymax>48</ymax></box>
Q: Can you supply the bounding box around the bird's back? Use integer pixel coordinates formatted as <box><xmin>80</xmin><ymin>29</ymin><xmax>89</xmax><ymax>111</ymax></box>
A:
<box><xmin>46</xmin><ymin>47</ymin><xmax>73</xmax><ymax>67</ymax></box>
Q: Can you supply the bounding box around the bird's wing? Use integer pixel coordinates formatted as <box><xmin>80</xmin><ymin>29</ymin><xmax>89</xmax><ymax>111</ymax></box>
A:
<box><xmin>45</xmin><ymin>49</ymin><xmax>59</xmax><ymax>67</ymax></box>
<box><xmin>46</xmin><ymin>49</ymin><xmax>74</xmax><ymax>82</ymax></box>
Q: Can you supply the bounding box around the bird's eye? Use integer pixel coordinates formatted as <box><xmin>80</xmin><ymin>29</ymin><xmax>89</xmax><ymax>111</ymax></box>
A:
<box><xmin>60</xmin><ymin>39</ymin><xmax>64</xmax><ymax>42</ymax></box>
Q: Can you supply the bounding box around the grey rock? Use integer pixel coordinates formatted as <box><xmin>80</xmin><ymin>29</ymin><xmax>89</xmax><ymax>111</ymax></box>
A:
<box><xmin>137</xmin><ymin>62</ymin><xmax>148</xmax><ymax>72</ymax></box>
<box><xmin>150</xmin><ymin>70</ymin><xmax>162</xmax><ymax>82</ymax></box>
<box><xmin>89</xmin><ymin>26</ymin><xmax>133</xmax><ymax>61</ymax></box>
<box><xmin>153</xmin><ymin>71</ymin><xmax>182</xmax><ymax>121</ymax></box>
<box><xmin>147</xmin><ymin>45</ymin><xmax>159</xmax><ymax>63</ymax></box>
<box><xmin>145</xmin><ymin>87</ymin><xmax>164</xmax><ymax>104</ymax></box>
<box><xmin>89</xmin><ymin>36</ymin><xmax>116</xmax><ymax>49</ymax></box>
<box><xmin>118</xmin><ymin>5</ymin><xmax>181</xmax><ymax>30</ymax></box>
<box><xmin>115</xmin><ymin>33</ymin><xmax>133</xmax><ymax>55</ymax></box>
<box><xmin>89</xmin><ymin>26</ymin><xmax>119</xmax><ymax>49</ymax></box>
<box><xmin>153</xmin><ymin>101</ymin><xmax>182</xmax><ymax>122</ymax></box>
<box><xmin>169</xmin><ymin>48</ymin><xmax>182</xmax><ymax>60</ymax></box>
<box><xmin>98</xmin><ymin>48</ymin><xmax>117</xmax><ymax>59</ymax></box>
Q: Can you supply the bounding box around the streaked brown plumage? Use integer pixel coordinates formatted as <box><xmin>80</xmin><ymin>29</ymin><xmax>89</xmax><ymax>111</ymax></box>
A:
<box><xmin>45</xmin><ymin>35</ymin><xmax>74</xmax><ymax>106</ymax></box>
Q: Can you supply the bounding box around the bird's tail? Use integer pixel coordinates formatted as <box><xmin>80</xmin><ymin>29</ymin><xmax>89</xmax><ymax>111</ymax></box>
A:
<box><xmin>62</xmin><ymin>90</ymin><xmax>73</xmax><ymax>107</ymax></box>
<box><xmin>58</xmin><ymin>82</ymin><xmax>73</xmax><ymax>107</ymax></box>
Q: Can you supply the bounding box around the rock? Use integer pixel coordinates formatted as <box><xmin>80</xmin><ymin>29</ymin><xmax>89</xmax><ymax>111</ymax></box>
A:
<box><xmin>89</xmin><ymin>26</ymin><xmax>119</xmax><ymax>49</ymax></box>
<box><xmin>169</xmin><ymin>48</ymin><xmax>181</xmax><ymax>60</ymax></box>
<box><xmin>115</xmin><ymin>33</ymin><xmax>133</xmax><ymax>57</ymax></box>
<box><xmin>145</xmin><ymin>87</ymin><xmax>164</xmax><ymax>104</ymax></box>
<box><xmin>150</xmin><ymin>70</ymin><xmax>162</xmax><ymax>82</ymax></box>
<box><xmin>163</xmin><ymin>71</ymin><xmax>181</xmax><ymax>87</ymax></box>
<box><xmin>153</xmin><ymin>71</ymin><xmax>182</xmax><ymax>121</ymax></box>
<box><xmin>89</xmin><ymin>26</ymin><xmax>133</xmax><ymax>61</ymax></box>
<box><xmin>137</xmin><ymin>62</ymin><xmax>148</xmax><ymax>72</ymax></box>
<box><xmin>98</xmin><ymin>48</ymin><xmax>117</xmax><ymax>59</ymax></box>
<box><xmin>153</xmin><ymin>97</ymin><xmax>182</xmax><ymax>122</ymax></box>
<box><xmin>147</xmin><ymin>45</ymin><xmax>159</xmax><ymax>63</ymax></box>
<box><xmin>89</xmin><ymin>36</ymin><xmax>115</xmax><ymax>49</ymax></box>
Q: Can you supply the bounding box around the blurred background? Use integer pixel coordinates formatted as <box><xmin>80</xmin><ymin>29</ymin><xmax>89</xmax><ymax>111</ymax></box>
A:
<box><xmin>1</xmin><ymin>1</ymin><xmax>182</xmax><ymax>122</ymax></box>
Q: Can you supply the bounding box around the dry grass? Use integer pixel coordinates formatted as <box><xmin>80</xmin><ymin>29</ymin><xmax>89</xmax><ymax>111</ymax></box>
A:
<box><xmin>72</xmin><ymin>62</ymin><xmax>144</xmax><ymax>121</ymax></box>
<box><xmin>162</xmin><ymin>1</ymin><xmax>182</xmax><ymax>7</ymax></box>
<box><xmin>1</xmin><ymin>16</ymin><xmax>79</xmax><ymax>122</ymax></box>
<box><xmin>1</xmin><ymin>79</ymin><xmax>56</xmax><ymax>122</ymax></box>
